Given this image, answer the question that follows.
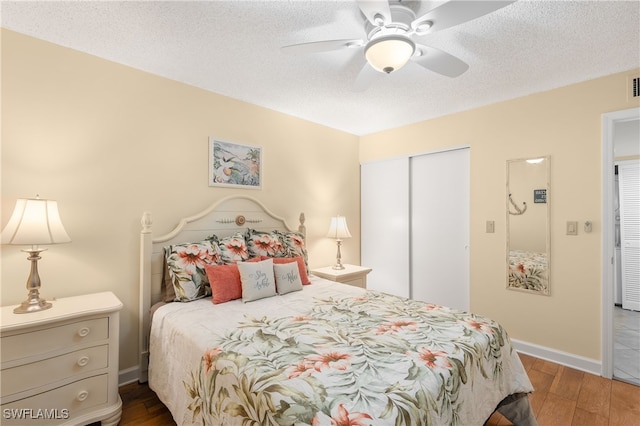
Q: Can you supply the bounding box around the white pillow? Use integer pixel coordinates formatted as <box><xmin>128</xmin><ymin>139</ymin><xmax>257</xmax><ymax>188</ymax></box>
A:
<box><xmin>274</xmin><ymin>262</ymin><xmax>303</xmax><ymax>295</ymax></box>
<box><xmin>238</xmin><ymin>258</ymin><xmax>276</xmax><ymax>302</ymax></box>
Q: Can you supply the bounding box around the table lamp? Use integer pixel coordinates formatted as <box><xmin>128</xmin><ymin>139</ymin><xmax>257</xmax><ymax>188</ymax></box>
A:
<box><xmin>327</xmin><ymin>215</ymin><xmax>351</xmax><ymax>270</ymax></box>
<box><xmin>1</xmin><ymin>197</ymin><xmax>71</xmax><ymax>313</ymax></box>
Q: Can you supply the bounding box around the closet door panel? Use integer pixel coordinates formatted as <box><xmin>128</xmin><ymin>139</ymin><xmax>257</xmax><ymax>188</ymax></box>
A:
<box><xmin>361</xmin><ymin>158</ymin><xmax>410</xmax><ymax>297</ymax></box>
<box><xmin>619</xmin><ymin>160</ymin><xmax>640</xmax><ymax>311</ymax></box>
<box><xmin>410</xmin><ymin>149</ymin><xmax>470</xmax><ymax>311</ymax></box>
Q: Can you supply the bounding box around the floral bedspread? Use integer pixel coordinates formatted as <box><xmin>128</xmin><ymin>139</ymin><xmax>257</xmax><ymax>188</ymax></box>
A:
<box><xmin>149</xmin><ymin>279</ymin><xmax>533</xmax><ymax>426</ymax></box>
<box><xmin>508</xmin><ymin>250</ymin><xmax>549</xmax><ymax>294</ymax></box>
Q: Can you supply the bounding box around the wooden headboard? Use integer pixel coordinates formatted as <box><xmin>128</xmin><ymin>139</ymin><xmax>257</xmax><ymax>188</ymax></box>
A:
<box><xmin>138</xmin><ymin>195</ymin><xmax>305</xmax><ymax>382</ymax></box>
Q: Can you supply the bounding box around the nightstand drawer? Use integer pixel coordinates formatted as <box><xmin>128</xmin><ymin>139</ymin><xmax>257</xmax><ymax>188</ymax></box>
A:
<box><xmin>343</xmin><ymin>277</ymin><xmax>366</xmax><ymax>288</ymax></box>
<box><xmin>2</xmin><ymin>345</ymin><xmax>108</xmax><ymax>396</ymax></box>
<box><xmin>1</xmin><ymin>374</ymin><xmax>108</xmax><ymax>425</ymax></box>
<box><xmin>311</xmin><ymin>264</ymin><xmax>372</xmax><ymax>289</ymax></box>
<box><xmin>1</xmin><ymin>318</ymin><xmax>108</xmax><ymax>362</ymax></box>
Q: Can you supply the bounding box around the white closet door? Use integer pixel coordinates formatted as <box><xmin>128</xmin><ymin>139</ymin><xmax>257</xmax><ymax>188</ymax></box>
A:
<box><xmin>361</xmin><ymin>158</ymin><xmax>410</xmax><ymax>297</ymax></box>
<box><xmin>619</xmin><ymin>160</ymin><xmax>640</xmax><ymax>311</ymax></box>
<box><xmin>410</xmin><ymin>148</ymin><xmax>470</xmax><ymax>311</ymax></box>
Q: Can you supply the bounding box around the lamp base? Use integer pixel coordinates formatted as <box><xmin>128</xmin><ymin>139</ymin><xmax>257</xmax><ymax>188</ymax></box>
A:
<box><xmin>14</xmin><ymin>247</ymin><xmax>52</xmax><ymax>314</ymax></box>
<box><xmin>332</xmin><ymin>239</ymin><xmax>346</xmax><ymax>270</ymax></box>
<box><xmin>14</xmin><ymin>297</ymin><xmax>52</xmax><ymax>314</ymax></box>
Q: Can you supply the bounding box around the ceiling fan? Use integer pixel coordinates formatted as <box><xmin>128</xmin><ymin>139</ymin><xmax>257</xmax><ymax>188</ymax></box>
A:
<box><xmin>282</xmin><ymin>0</ymin><xmax>516</xmax><ymax>91</ymax></box>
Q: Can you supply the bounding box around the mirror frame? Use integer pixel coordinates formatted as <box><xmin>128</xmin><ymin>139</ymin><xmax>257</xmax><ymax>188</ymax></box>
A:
<box><xmin>506</xmin><ymin>156</ymin><xmax>551</xmax><ymax>295</ymax></box>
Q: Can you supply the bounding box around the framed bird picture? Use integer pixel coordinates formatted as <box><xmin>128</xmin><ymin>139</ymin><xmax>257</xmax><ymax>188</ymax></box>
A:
<box><xmin>209</xmin><ymin>138</ymin><xmax>262</xmax><ymax>189</ymax></box>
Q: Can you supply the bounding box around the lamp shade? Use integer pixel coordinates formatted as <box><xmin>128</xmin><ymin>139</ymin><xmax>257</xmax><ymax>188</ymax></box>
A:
<box><xmin>327</xmin><ymin>216</ymin><xmax>352</xmax><ymax>239</ymax></box>
<box><xmin>365</xmin><ymin>35</ymin><xmax>415</xmax><ymax>74</ymax></box>
<box><xmin>1</xmin><ymin>198</ymin><xmax>71</xmax><ymax>245</ymax></box>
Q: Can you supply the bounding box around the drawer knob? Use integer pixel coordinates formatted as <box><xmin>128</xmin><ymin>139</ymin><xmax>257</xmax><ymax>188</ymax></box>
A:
<box><xmin>77</xmin><ymin>356</ymin><xmax>90</xmax><ymax>367</ymax></box>
<box><xmin>77</xmin><ymin>390</ymin><xmax>89</xmax><ymax>402</ymax></box>
<box><xmin>77</xmin><ymin>327</ymin><xmax>91</xmax><ymax>337</ymax></box>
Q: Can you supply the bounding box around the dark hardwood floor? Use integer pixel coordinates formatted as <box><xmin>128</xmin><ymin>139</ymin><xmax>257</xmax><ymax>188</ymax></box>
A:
<box><xmin>114</xmin><ymin>353</ymin><xmax>640</xmax><ymax>425</ymax></box>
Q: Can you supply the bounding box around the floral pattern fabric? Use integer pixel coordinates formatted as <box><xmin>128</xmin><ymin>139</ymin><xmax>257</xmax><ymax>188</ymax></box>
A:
<box><xmin>245</xmin><ymin>229</ymin><xmax>286</xmax><ymax>258</ymax></box>
<box><xmin>149</xmin><ymin>281</ymin><xmax>533</xmax><ymax>425</ymax></box>
<box><xmin>274</xmin><ymin>230</ymin><xmax>309</xmax><ymax>272</ymax></box>
<box><xmin>164</xmin><ymin>241</ymin><xmax>221</xmax><ymax>302</ymax></box>
<box><xmin>508</xmin><ymin>250</ymin><xmax>549</xmax><ymax>294</ymax></box>
<box><xmin>213</xmin><ymin>232</ymin><xmax>250</xmax><ymax>264</ymax></box>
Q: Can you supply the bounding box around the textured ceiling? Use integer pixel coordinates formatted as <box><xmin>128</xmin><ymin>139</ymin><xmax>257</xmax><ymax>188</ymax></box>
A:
<box><xmin>1</xmin><ymin>0</ymin><xmax>639</xmax><ymax>135</ymax></box>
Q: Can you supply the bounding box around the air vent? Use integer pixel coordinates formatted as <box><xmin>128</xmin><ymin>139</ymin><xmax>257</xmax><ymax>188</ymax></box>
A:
<box><xmin>629</xmin><ymin>74</ymin><xmax>640</xmax><ymax>102</ymax></box>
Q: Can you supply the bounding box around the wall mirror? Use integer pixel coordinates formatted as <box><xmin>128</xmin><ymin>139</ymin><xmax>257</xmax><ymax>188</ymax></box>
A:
<box><xmin>506</xmin><ymin>156</ymin><xmax>550</xmax><ymax>295</ymax></box>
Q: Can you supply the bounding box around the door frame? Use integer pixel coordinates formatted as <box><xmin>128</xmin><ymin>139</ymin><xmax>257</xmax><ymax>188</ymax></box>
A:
<box><xmin>601</xmin><ymin>107</ymin><xmax>640</xmax><ymax>379</ymax></box>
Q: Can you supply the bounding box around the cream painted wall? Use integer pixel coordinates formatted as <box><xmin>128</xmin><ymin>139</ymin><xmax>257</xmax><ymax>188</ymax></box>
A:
<box><xmin>0</xmin><ymin>30</ymin><xmax>361</xmax><ymax>373</ymax></box>
<box><xmin>360</xmin><ymin>69</ymin><xmax>640</xmax><ymax>361</ymax></box>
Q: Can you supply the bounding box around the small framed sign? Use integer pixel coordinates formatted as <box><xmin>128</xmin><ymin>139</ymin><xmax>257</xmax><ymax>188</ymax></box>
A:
<box><xmin>533</xmin><ymin>189</ymin><xmax>547</xmax><ymax>204</ymax></box>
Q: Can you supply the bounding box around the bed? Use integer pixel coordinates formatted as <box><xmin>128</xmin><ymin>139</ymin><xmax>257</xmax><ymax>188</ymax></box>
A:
<box><xmin>139</xmin><ymin>196</ymin><xmax>537</xmax><ymax>425</ymax></box>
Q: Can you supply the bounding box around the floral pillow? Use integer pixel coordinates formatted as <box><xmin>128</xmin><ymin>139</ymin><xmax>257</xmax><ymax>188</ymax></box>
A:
<box><xmin>165</xmin><ymin>240</ymin><xmax>221</xmax><ymax>302</ymax></box>
<box><xmin>274</xmin><ymin>230</ymin><xmax>309</xmax><ymax>272</ymax></box>
<box><xmin>212</xmin><ymin>232</ymin><xmax>249</xmax><ymax>264</ymax></box>
<box><xmin>245</xmin><ymin>229</ymin><xmax>286</xmax><ymax>258</ymax></box>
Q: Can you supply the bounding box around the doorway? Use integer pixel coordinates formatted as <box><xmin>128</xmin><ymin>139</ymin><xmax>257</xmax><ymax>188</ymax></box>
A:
<box><xmin>601</xmin><ymin>107</ymin><xmax>640</xmax><ymax>384</ymax></box>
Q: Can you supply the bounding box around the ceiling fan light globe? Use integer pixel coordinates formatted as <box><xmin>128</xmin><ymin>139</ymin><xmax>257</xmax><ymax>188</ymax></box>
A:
<box><xmin>365</xmin><ymin>35</ymin><xmax>415</xmax><ymax>74</ymax></box>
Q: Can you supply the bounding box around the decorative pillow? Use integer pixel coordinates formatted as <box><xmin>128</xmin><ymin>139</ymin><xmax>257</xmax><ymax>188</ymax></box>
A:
<box><xmin>238</xmin><ymin>258</ymin><xmax>277</xmax><ymax>302</ymax></box>
<box><xmin>274</xmin><ymin>231</ymin><xmax>309</xmax><ymax>272</ymax></box>
<box><xmin>274</xmin><ymin>262</ymin><xmax>303</xmax><ymax>295</ymax></box>
<box><xmin>245</xmin><ymin>229</ymin><xmax>286</xmax><ymax>258</ymax></box>
<box><xmin>270</xmin><ymin>256</ymin><xmax>311</xmax><ymax>285</ymax></box>
<box><xmin>213</xmin><ymin>232</ymin><xmax>249</xmax><ymax>264</ymax></box>
<box><xmin>164</xmin><ymin>241</ymin><xmax>221</xmax><ymax>302</ymax></box>
<box><xmin>161</xmin><ymin>255</ymin><xmax>177</xmax><ymax>302</ymax></box>
<box><xmin>205</xmin><ymin>264</ymin><xmax>242</xmax><ymax>304</ymax></box>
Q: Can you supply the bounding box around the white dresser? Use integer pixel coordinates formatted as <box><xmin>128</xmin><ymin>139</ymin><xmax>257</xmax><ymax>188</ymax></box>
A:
<box><xmin>1</xmin><ymin>292</ymin><xmax>123</xmax><ymax>425</ymax></box>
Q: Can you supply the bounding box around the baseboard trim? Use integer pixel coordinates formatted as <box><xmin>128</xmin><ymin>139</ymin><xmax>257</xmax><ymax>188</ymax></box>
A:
<box><xmin>119</xmin><ymin>365</ymin><xmax>139</xmax><ymax>386</ymax></box>
<box><xmin>512</xmin><ymin>338</ymin><xmax>601</xmax><ymax>376</ymax></box>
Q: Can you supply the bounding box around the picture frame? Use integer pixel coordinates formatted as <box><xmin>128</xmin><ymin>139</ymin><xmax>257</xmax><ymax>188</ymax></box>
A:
<box><xmin>209</xmin><ymin>138</ymin><xmax>262</xmax><ymax>189</ymax></box>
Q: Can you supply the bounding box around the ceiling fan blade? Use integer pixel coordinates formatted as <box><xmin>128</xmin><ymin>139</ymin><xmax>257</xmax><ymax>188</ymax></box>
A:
<box><xmin>353</xmin><ymin>62</ymin><xmax>381</xmax><ymax>92</ymax></box>
<box><xmin>281</xmin><ymin>39</ymin><xmax>364</xmax><ymax>55</ymax></box>
<box><xmin>357</xmin><ymin>0</ymin><xmax>392</xmax><ymax>26</ymax></box>
<box><xmin>411</xmin><ymin>0</ymin><xmax>516</xmax><ymax>35</ymax></box>
<box><xmin>412</xmin><ymin>45</ymin><xmax>469</xmax><ymax>77</ymax></box>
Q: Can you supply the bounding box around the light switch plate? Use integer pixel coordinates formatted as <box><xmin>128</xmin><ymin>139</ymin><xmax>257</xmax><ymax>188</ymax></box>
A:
<box><xmin>486</xmin><ymin>220</ymin><xmax>495</xmax><ymax>233</ymax></box>
<box><xmin>567</xmin><ymin>221</ymin><xmax>578</xmax><ymax>235</ymax></box>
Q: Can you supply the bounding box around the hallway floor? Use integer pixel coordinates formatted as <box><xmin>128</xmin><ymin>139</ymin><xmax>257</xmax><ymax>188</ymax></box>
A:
<box><xmin>614</xmin><ymin>306</ymin><xmax>640</xmax><ymax>386</ymax></box>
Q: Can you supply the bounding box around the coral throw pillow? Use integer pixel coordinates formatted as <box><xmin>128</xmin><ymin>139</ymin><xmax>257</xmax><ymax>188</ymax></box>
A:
<box><xmin>205</xmin><ymin>264</ymin><xmax>242</xmax><ymax>304</ymax></box>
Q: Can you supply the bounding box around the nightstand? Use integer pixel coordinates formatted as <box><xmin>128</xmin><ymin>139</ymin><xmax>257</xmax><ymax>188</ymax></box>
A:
<box><xmin>311</xmin><ymin>264</ymin><xmax>372</xmax><ymax>289</ymax></box>
<box><xmin>1</xmin><ymin>292</ymin><xmax>123</xmax><ymax>426</ymax></box>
